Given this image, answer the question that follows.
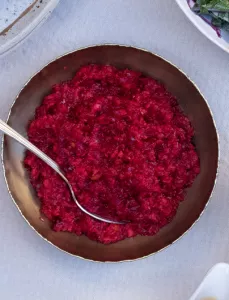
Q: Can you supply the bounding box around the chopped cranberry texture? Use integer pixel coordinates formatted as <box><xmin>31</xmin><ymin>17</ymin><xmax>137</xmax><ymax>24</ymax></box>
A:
<box><xmin>24</xmin><ymin>64</ymin><xmax>200</xmax><ymax>244</ymax></box>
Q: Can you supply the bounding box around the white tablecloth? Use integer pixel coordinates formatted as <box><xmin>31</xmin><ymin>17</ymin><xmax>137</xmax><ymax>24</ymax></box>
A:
<box><xmin>0</xmin><ymin>0</ymin><xmax>229</xmax><ymax>299</ymax></box>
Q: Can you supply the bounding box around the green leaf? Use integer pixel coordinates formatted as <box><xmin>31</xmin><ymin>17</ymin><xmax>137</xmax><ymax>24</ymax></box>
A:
<box><xmin>203</xmin><ymin>0</ymin><xmax>229</xmax><ymax>10</ymax></box>
<box><xmin>212</xmin><ymin>11</ymin><xmax>229</xmax><ymax>22</ymax></box>
<box><xmin>192</xmin><ymin>0</ymin><xmax>229</xmax><ymax>30</ymax></box>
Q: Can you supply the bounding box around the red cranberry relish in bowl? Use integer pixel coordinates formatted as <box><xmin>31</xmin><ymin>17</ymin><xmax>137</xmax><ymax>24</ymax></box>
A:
<box><xmin>3</xmin><ymin>45</ymin><xmax>218</xmax><ymax>261</ymax></box>
<box><xmin>24</xmin><ymin>64</ymin><xmax>200</xmax><ymax>245</ymax></box>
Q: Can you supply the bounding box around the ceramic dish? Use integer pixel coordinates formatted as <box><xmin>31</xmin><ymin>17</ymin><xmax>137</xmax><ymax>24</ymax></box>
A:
<box><xmin>189</xmin><ymin>263</ymin><xmax>229</xmax><ymax>300</ymax></box>
<box><xmin>2</xmin><ymin>45</ymin><xmax>218</xmax><ymax>262</ymax></box>
<box><xmin>0</xmin><ymin>0</ymin><xmax>59</xmax><ymax>56</ymax></box>
<box><xmin>175</xmin><ymin>0</ymin><xmax>229</xmax><ymax>53</ymax></box>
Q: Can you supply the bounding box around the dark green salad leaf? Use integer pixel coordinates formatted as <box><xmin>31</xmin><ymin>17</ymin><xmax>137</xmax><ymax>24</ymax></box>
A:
<box><xmin>192</xmin><ymin>0</ymin><xmax>229</xmax><ymax>31</ymax></box>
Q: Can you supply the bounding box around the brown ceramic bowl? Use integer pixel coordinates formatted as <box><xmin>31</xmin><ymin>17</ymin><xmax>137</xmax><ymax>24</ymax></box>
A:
<box><xmin>2</xmin><ymin>45</ymin><xmax>218</xmax><ymax>262</ymax></box>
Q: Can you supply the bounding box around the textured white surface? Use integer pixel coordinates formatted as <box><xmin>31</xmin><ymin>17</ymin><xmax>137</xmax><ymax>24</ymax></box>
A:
<box><xmin>0</xmin><ymin>0</ymin><xmax>229</xmax><ymax>299</ymax></box>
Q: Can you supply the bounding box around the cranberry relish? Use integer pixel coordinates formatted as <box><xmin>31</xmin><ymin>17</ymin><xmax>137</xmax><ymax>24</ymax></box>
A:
<box><xmin>24</xmin><ymin>64</ymin><xmax>200</xmax><ymax>244</ymax></box>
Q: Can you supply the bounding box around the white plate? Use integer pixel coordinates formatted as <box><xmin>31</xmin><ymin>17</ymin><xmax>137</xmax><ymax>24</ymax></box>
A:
<box><xmin>175</xmin><ymin>0</ymin><xmax>229</xmax><ymax>54</ymax></box>
<box><xmin>189</xmin><ymin>263</ymin><xmax>229</xmax><ymax>300</ymax></box>
<box><xmin>0</xmin><ymin>0</ymin><xmax>60</xmax><ymax>56</ymax></box>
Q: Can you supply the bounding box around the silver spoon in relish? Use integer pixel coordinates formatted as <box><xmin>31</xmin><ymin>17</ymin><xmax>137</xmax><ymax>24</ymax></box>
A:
<box><xmin>0</xmin><ymin>119</ymin><xmax>125</xmax><ymax>224</ymax></box>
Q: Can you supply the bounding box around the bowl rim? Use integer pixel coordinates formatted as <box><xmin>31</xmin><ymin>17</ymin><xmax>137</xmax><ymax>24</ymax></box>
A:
<box><xmin>1</xmin><ymin>44</ymin><xmax>220</xmax><ymax>263</ymax></box>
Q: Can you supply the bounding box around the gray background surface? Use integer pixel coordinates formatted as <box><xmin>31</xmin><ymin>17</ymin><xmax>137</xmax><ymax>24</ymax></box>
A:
<box><xmin>0</xmin><ymin>0</ymin><xmax>229</xmax><ymax>299</ymax></box>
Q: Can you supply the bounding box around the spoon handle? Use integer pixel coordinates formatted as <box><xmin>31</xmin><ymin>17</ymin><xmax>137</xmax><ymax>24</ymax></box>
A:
<box><xmin>0</xmin><ymin>119</ymin><xmax>91</xmax><ymax>215</ymax></box>
<box><xmin>0</xmin><ymin>119</ymin><xmax>124</xmax><ymax>224</ymax></box>
<box><xmin>0</xmin><ymin>119</ymin><xmax>65</xmax><ymax>180</ymax></box>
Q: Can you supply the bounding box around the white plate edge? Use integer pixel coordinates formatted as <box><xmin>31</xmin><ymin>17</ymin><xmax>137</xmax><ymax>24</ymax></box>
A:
<box><xmin>0</xmin><ymin>0</ymin><xmax>60</xmax><ymax>56</ymax></box>
<box><xmin>189</xmin><ymin>263</ymin><xmax>229</xmax><ymax>300</ymax></box>
<box><xmin>175</xmin><ymin>0</ymin><xmax>229</xmax><ymax>54</ymax></box>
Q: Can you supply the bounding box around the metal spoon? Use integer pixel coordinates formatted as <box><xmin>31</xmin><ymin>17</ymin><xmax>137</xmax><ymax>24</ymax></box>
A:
<box><xmin>0</xmin><ymin>119</ymin><xmax>124</xmax><ymax>224</ymax></box>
